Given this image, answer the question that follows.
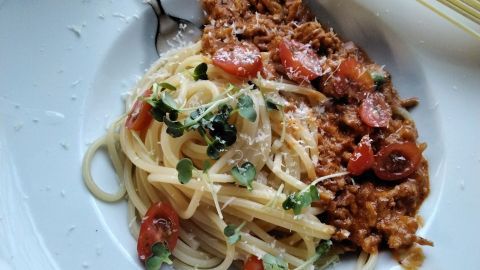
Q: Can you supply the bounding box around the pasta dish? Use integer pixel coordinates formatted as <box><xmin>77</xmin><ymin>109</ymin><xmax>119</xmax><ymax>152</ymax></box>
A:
<box><xmin>83</xmin><ymin>1</ymin><xmax>432</xmax><ymax>269</ymax></box>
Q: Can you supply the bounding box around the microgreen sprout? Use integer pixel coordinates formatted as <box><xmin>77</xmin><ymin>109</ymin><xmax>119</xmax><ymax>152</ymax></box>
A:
<box><xmin>231</xmin><ymin>162</ymin><xmax>256</xmax><ymax>191</ymax></box>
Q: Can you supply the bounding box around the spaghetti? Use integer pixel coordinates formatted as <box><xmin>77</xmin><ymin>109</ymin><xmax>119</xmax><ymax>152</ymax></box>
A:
<box><xmin>84</xmin><ymin>1</ymin><xmax>432</xmax><ymax>269</ymax></box>
<box><xmin>83</xmin><ymin>42</ymin><xmax>351</xmax><ymax>270</ymax></box>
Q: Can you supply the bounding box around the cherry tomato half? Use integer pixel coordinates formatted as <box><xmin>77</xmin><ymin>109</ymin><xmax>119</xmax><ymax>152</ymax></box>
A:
<box><xmin>348</xmin><ymin>135</ymin><xmax>374</xmax><ymax>176</ymax></box>
<box><xmin>337</xmin><ymin>58</ymin><xmax>375</xmax><ymax>91</ymax></box>
<box><xmin>244</xmin><ymin>256</ymin><xmax>264</xmax><ymax>270</ymax></box>
<box><xmin>137</xmin><ymin>202</ymin><xmax>180</xmax><ymax>261</ymax></box>
<box><xmin>359</xmin><ymin>92</ymin><xmax>392</xmax><ymax>128</ymax></box>
<box><xmin>212</xmin><ymin>42</ymin><xmax>262</xmax><ymax>78</ymax></box>
<box><xmin>373</xmin><ymin>142</ymin><xmax>422</xmax><ymax>181</ymax></box>
<box><xmin>278</xmin><ymin>38</ymin><xmax>323</xmax><ymax>82</ymax></box>
<box><xmin>126</xmin><ymin>89</ymin><xmax>153</xmax><ymax>131</ymax></box>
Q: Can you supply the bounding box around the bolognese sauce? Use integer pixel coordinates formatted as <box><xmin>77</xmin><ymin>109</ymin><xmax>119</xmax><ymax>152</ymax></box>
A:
<box><xmin>202</xmin><ymin>0</ymin><xmax>432</xmax><ymax>259</ymax></box>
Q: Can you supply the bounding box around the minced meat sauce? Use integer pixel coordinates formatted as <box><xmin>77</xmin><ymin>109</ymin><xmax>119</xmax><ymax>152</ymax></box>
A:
<box><xmin>202</xmin><ymin>0</ymin><xmax>432</xmax><ymax>256</ymax></box>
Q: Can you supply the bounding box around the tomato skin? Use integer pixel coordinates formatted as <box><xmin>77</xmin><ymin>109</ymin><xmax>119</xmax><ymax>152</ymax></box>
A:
<box><xmin>348</xmin><ymin>135</ymin><xmax>374</xmax><ymax>176</ymax></box>
<box><xmin>244</xmin><ymin>256</ymin><xmax>264</xmax><ymax>270</ymax></box>
<box><xmin>373</xmin><ymin>142</ymin><xmax>422</xmax><ymax>181</ymax></box>
<box><xmin>359</xmin><ymin>92</ymin><xmax>392</xmax><ymax>128</ymax></box>
<box><xmin>278</xmin><ymin>38</ymin><xmax>323</xmax><ymax>82</ymax></box>
<box><xmin>212</xmin><ymin>42</ymin><xmax>262</xmax><ymax>78</ymax></box>
<box><xmin>126</xmin><ymin>89</ymin><xmax>153</xmax><ymax>131</ymax></box>
<box><xmin>337</xmin><ymin>58</ymin><xmax>374</xmax><ymax>91</ymax></box>
<box><xmin>137</xmin><ymin>202</ymin><xmax>180</xmax><ymax>261</ymax></box>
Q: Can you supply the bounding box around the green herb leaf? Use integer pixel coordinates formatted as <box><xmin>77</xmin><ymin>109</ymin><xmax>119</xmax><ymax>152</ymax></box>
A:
<box><xmin>150</xmin><ymin>92</ymin><xmax>179</xmax><ymax>123</ymax></box>
<box><xmin>158</xmin><ymin>82</ymin><xmax>177</xmax><ymax>91</ymax></box>
<box><xmin>145</xmin><ymin>256</ymin><xmax>164</xmax><ymax>270</ymax></box>
<box><xmin>223</xmin><ymin>222</ymin><xmax>246</xmax><ymax>245</ymax></box>
<box><xmin>262</xmin><ymin>254</ymin><xmax>288</xmax><ymax>270</ymax></box>
<box><xmin>176</xmin><ymin>158</ymin><xmax>194</xmax><ymax>184</ymax></box>
<box><xmin>223</xmin><ymin>224</ymin><xmax>236</xmax><ymax>236</ymax></box>
<box><xmin>223</xmin><ymin>224</ymin><xmax>241</xmax><ymax>244</ymax></box>
<box><xmin>315</xmin><ymin>240</ymin><xmax>332</xmax><ymax>258</ymax></box>
<box><xmin>370</xmin><ymin>71</ymin><xmax>386</xmax><ymax>87</ymax></box>
<box><xmin>185</xmin><ymin>108</ymin><xmax>213</xmax><ymax>130</ymax></box>
<box><xmin>209</xmin><ymin>106</ymin><xmax>237</xmax><ymax>147</ymax></box>
<box><xmin>293</xmin><ymin>240</ymin><xmax>333</xmax><ymax>270</ymax></box>
<box><xmin>203</xmin><ymin>160</ymin><xmax>212</xmax><ymax>173</ymax></box>
<box><xmin>265</xmin><ymin>99</ymin><xmax>282</xmax><ymax>111</ymax></box>
<box><xmin>193</xmin><ymin>63</ymin><xmax>208</xmax><ymax>81</ymax></box>
<box><xmin>282</xmin><ymin>185</ymin><xmax>320</xmax><ymax>215</ymax></box>
<box><xmin>227</xmin><ymin>233</ymin><xmax>241</xmax><ymax>245</ymax></box>
<box><xmin>145</xmin><ymin>243</ymin><xmax>173</xmax><ymax>270</ymax></box>
<box><xmin>237</xmin><ymin>95</ymin><xmax>257</xmax><ymax>122</ymax></box>
<box><xmin>231</xmin><ymin>162</ymin><xmax>256</xmax><ymax>191</ymax></box>
<box><xmin>164</xmin><ymin>116</ymin><xmax>184</xmax><ymax>138</ymax></box>
<box><xmin>207</xmin><ymin>138</ymin><xmax>226</xmax><ymax>160</ymax></box>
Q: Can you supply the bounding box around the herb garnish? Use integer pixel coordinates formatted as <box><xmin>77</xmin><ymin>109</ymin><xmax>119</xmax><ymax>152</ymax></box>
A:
<box><xmin>149</xmin><ymin>92</ymin><xmax>179</xmax><ymax>123</ymax></box>
<box><xmin>176</xmin><ymin>158</ymin><xmax>194</xmax><ymax>184</ymax></box>
<box><xmin>231</xmin><ymin>162</ymin><xmax>256</xmax><ymax>191</ymax></box>
<box><xmin>262</xmin><ymin>254</ymin><xmax>288</xmax><ymax>270</ymax></box>
<box><xmin>282</xmin><ymin>172</ymin><xmax>349</xmax><ymax>215</ymax></box>
<box><xmin>237</xmin><ymin>94</ymin><xmax>257</xmax><ymax>122</ymax></box>
<box><xmin>292</xmin><ymin>240</ymin><xmax>332</xmax><ymax>270</ymax></box>
<box><xmin>149</xmin><ymin>83</ymin><xmax>256</xmax><ymax>159</ymax></box>
<box><xmin>223</xmin><ymin>221</ymin><xmax>246</xmax><ymax>244</ymax></box>
<box><xmin>282</xmin><ymin>185</ymin><xmax>320</xmax><ymax>215</ymax></box>
<box><xmin>145</xmin><ymin>243</ymin><xmax>173</xmax><ymax>270</ymax></box>
<box><xmin>175</xmin><ymin>158</ymin><xmax>214</xmax><ymax>184</ymax></box>
<box><xmin>370</xmin><ymin>71</ymin><xmax>386</xmax><ymax>88</ymax></box>
<box><xmin>193</xmin><ymin>63</ymin><xmax>208</xmax><ymax>81</ymax></box>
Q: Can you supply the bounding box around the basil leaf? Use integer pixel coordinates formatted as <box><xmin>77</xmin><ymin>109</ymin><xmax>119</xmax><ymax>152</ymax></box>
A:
<box><xmin>193</xmin><ymin>63</ymin><xmax>208</xmax><ymax>81</ymax></box>
<box><xmin>231</xmin><ymin>162</ymin><xmax>256</xmax><ymax>191</ymax></box>
<box><xmin>262</xmin><ymin>254</ymin><xmax>288</xmax><ymax>270</ymax></box>
<box><xmin>176</xmin><ymin>158</ymin><xmax>194</xmax><ymax>184</ymax></box>
<box><xmin>237</xmin><ymin>95</ymin><xmax>257</xmax><ymax>122</ymax></box>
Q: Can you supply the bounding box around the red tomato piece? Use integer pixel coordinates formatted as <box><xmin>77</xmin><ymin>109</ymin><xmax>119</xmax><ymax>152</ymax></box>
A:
<box><xmin>337</xmin><ymin>58</ymin><xmax>374</xmax><ymax>91</ymax></box>
<box><xmin>278</xmin><ymin>38</ymin><xmax>324</xmax><ymax>82</ymax></box>
<box><xmin>359</xmin><ymin>92</ymin><xmax>392</xmax><ymax>128</ymax></box>
<box><xmin>126</xmin><ymin>89</ymin><xmax>153</xmax><ymax>131</ymax></box>
<box><xmin>212</xmin><ymin>42</ymin><xmax>262</xmax><ymax>78</ymax></box>
<box><xmin>373</xmin><ymin>142</ymin><xmax>422</xmax><ymax>181</ymax></box>
<box><xmin>137</xmin><ymin>202</ymin><xmax>180</xmax><ymax>261</ymax></box>
<box><xmin>348</xmin><ymin>135</ymin><xmax>374</xmax><ymax>175</ymax></box>
<box><xmin>244</xmin><ymin>256</ymin><xmax>264</xmax><ymax>270</ymax></box>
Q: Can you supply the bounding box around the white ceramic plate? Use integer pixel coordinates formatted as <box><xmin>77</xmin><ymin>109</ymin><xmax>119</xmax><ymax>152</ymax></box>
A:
<box><xmin>1</xmin><ymin>1</ymin><xmax>479</xmax><ymax>269</ymax></box>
